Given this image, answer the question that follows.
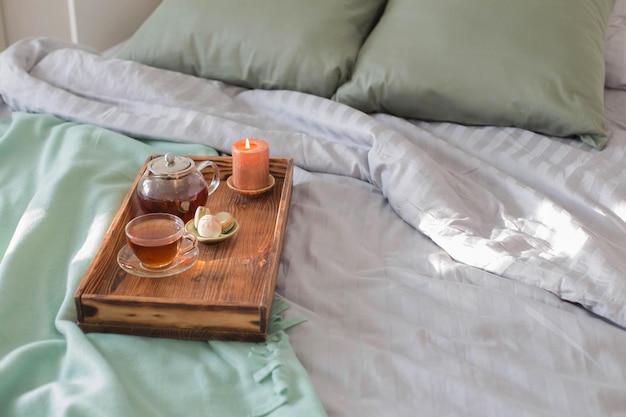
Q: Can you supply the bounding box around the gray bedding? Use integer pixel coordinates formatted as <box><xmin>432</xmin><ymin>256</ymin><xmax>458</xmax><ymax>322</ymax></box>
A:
<box><xmin>1</xmin><ymin>37</ymin><xmax>626</xmax><ymax>416</ymax></box>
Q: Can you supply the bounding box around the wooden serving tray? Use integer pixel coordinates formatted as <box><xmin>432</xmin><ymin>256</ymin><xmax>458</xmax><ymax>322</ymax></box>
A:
<box><xmin>74</xmin><ymin>156</ymin><xmax>294</xmax><ymax>342</ymax></box>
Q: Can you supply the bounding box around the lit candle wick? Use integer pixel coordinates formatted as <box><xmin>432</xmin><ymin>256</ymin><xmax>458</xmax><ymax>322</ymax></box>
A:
<box><xmin>231</xmin><ymin>138</ymin><xmax>270</xmax><ymax>190</ymax></box>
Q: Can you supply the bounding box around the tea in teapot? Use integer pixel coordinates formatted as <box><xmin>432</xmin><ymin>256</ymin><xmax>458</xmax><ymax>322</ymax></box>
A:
<box><xmin>136</xmin><ymin>153</ymin><xmax>220</xmax><ymax>223</ymax></box>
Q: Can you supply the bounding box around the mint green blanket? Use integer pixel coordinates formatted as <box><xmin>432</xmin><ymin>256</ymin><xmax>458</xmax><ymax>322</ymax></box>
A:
<box><xmin>0</xmin><ymin>112</ymin><xmax>327</xmax><ymax>417</ymax></box>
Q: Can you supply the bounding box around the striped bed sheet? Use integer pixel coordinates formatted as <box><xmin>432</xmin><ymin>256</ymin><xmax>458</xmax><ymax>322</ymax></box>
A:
<box><xmin>1</xmin><ymin>37</ymin><xmax>626</xmax><ymax>417</ymax></box>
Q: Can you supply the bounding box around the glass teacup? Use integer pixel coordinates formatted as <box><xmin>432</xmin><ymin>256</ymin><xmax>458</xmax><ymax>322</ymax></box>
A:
<box><xmin>125</xmin><ymin>213</ymin><xmax>197</xmax><ymax>270</ymax></box>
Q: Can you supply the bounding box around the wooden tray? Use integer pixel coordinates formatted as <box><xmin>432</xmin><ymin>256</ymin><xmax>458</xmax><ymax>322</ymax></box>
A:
<box><xmin>74</xmin><ymin>156</ymin><xmax>294</xmax><ymax>342</ymax></box>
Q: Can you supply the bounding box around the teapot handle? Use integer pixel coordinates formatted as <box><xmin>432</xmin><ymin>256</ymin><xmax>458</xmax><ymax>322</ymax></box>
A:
<box><xmin>196</xmin><ymin>160</ymin><xmax>220</xmax><ymax>195</ymax></box>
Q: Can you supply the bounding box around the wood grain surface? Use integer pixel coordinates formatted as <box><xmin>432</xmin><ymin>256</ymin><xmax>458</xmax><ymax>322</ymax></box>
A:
<box><xmin>74</xmin><ymin>156</ymin><xmax>294</xmax><ymax>342</ymax></box>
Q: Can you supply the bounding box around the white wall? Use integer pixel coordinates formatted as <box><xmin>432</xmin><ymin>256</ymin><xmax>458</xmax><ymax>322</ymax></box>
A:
<box><xmin>0</xmin><ymin>0</ymin><xmax>160</xmax><ymax>51</ymax></box>
<box><xmin>0</xmin><ymin>3</ymin><xmax>6</xmax><ymax>49</ymax></box>
<box><xmin>69</xmin><ymin>0</ymin><xmax>160</xmax><ymax>51</ymax></box>
<box><xmin>2</xmin><ymin>0</ymin><xmax>72</xmax><ymax>46</ymax></box>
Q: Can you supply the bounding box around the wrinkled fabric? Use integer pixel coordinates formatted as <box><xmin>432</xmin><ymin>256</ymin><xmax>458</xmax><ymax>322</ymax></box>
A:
<box><xmin>1</xmin><ymin>38</ymin><xmax>626</xmax><ymax>417</ymax></box>
<box><xmin>2</xmin><ymin>38</ymin><xmax>625</xmax><ymax>326</ymax></box>
<box><xmin>0</xmin><ymin>113</ymin><xmax>327</xmax><ymax>417</ymax></box>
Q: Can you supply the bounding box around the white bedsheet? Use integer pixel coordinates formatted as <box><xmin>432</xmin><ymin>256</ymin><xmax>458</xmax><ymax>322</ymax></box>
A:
<box><xmin>1</xmin><ymin>37</ymin><xmax>626</xmax><ymax>416</ymax></box>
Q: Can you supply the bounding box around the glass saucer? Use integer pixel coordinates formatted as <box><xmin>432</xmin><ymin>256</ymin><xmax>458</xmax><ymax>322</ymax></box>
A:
<box><xmin>117</xmin><ymin>244</ymin><xmax>199</xmax><ymax>278</ymax></box>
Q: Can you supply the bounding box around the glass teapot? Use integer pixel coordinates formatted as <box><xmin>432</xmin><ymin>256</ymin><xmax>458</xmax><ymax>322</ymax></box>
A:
<box><xmin>136</xmin><ymin>153</ymin><xmax>220</xmax><ymax>223</ymax></box>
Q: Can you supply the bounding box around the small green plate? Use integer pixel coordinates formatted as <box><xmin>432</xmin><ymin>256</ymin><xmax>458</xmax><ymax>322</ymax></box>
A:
<box><xmin>185</xmin><ymin>219</ymin><xmax>239</xmax><ymax>245</ymax></box>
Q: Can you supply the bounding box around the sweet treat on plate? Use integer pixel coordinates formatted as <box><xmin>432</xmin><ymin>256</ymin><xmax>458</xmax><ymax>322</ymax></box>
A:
<box><xmin>196</xmin><ymin>214</ymin><xmax>222</xmax><ymax>238</ymax></box>
<box><xmin>192</xmin><ymin>205</ymin><xmax>235</xmax><ymax>237</ymax></box>
<box><xmin>215</xmin><ymin>211</ymin><xmax>235</xmax><ymax>233</ymax></box>
<box><xmin>194</xmin><ymin>206</ymin><xmax>211</xmax><ymax>229</ymax></box>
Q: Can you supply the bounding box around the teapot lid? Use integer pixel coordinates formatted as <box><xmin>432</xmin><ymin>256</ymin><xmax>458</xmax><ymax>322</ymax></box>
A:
<box><xmin>148</xmin><ymin>153</ymin><xmax>194</xmax><ymax>177</ymax></box>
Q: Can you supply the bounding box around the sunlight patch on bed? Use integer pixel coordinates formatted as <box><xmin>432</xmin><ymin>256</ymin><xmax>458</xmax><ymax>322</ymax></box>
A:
<box><xmin>533</xmin><ymin>201</ymin><xmax>587</xmax><ymax>258</ymax></box>
<box><xmin>72</xmin><ymin>212</ymin><xmax>116</xmax><ymax>264</ymax></box>
<box><xmin>3</xmin><ymin>207</ymin><xmax>46</xmax><ymax>258</ymax></box>
<box><xmin>612</xmin><ymin>200</ymin><xmax>626</xmax><ymax>221</ymax></box>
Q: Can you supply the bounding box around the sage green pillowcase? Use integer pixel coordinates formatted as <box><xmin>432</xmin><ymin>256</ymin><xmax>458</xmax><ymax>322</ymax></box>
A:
<box><xmin>116</xmin><ymin>0</ymin><xmax>385</xmax><ymax>98</ymax></box>
<box><xmin>334</xmin><ymin>0</ymin><xmax>615</xmax><ymax>149</ymax></box>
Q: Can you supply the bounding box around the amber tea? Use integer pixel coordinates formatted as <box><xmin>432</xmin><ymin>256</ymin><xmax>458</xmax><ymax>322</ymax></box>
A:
<box><xmin>125</xmin><ymin>213</ymin><xmax>187</xmax><ymax>269</ymax></box>
<box><xmin>137</xmin><ymin>185</ymin><xmax>208</xmax><ymax>223</ymax></box>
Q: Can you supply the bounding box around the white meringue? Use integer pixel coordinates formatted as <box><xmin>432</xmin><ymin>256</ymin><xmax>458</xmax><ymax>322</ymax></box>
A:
<box><xmin>197</xmin><ymin>214</ymin><xmax>222</xmax><ymax>238</ymax></box>
<box><xmin>194</xmin><ymin>206</ymin><xmax>211</xmax><ymax>229</ymax></box>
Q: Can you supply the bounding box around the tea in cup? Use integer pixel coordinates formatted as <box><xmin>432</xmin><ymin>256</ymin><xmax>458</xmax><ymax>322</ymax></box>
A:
<box><xmin>125</xmin><ymin>213</ymin><xmax>197</xmax><ymax>270</ymax></box>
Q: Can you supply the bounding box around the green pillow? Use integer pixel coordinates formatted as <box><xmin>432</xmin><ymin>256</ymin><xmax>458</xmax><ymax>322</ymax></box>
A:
<box><xmin>117</xmin><ymin>0</ymin><xmax>385</xmax><ymax>98</ymax></box>
<box><xmin>334</xmin><ymin>0</ymin><xmax>615</xmax><ymax>149</ymax></box>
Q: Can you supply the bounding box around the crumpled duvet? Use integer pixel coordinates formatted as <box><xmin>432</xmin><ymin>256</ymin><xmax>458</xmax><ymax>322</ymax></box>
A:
<box><xmin>1</xmin><ymin>37</ymin><xmax>626</xmax><ymax>417</ymax></box>
<box><xmin>2</xmin><ymin>37</ymin><xmax>625</xmax><ymax>327</ymax></box>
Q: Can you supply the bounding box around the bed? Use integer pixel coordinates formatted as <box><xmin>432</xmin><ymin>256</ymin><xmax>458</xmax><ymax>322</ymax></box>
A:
<box><xmin>1</xmin><ymin>0</ymin><xmax>626</xmax><ymax>416</ymax></box>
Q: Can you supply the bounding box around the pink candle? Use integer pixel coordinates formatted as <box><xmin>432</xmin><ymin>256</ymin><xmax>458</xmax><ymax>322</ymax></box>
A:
<box><xmin>231</xmin><ymin>138</ymin><xmax>270</xmax><ymax>190</ymax></box>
